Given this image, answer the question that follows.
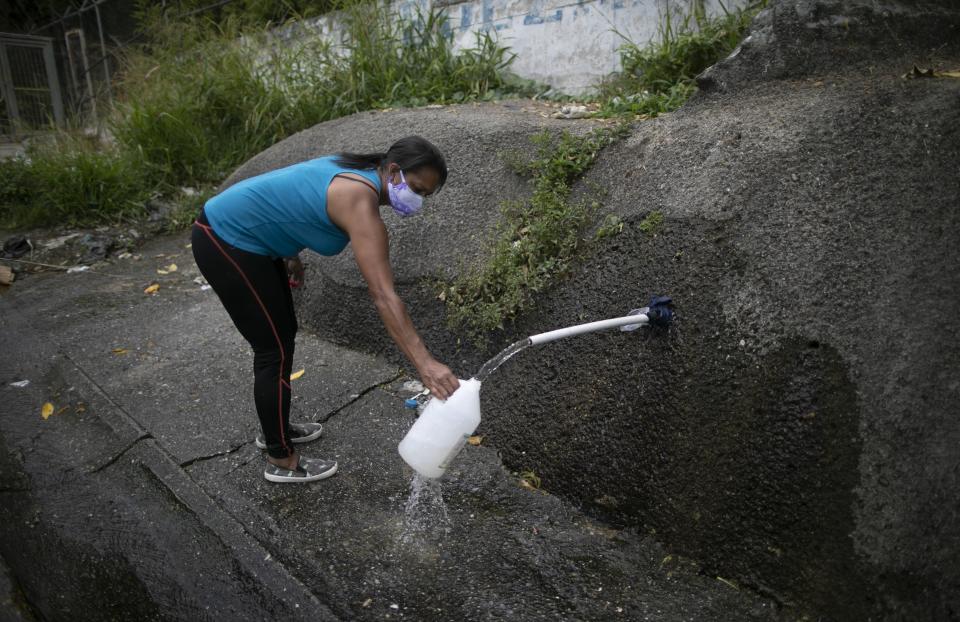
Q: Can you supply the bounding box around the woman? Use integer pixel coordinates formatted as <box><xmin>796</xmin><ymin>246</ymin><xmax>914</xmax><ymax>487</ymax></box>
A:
<box><xmin>192</xmin><ymin>136</ymin><xmax>460</xmax><ymax>484</ymax></box>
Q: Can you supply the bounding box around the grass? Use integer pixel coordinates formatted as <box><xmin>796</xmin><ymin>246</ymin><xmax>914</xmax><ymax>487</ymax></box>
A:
<box><xmin>0</xmin><ymin>134</ymin><xmax>152</xmax><ymax>228</ymax></box>
<box><xmin>114</xmin><ymin>1</ymin><xmax>523</xmax><ymax>188</ymax></box>
<box><xmin>441</xmin><ymin>123</ymin><xmax>631</xmax><ymax>342</ymax></box>
<box><xmin>1</xmin><ymin>0</ymin><xmax>524</xmax><ymax>229</ymax></box>
<box><xmin>596</xmin><ymin>0</ymin><xmax>767</xmax><ymax>117</ymax></box>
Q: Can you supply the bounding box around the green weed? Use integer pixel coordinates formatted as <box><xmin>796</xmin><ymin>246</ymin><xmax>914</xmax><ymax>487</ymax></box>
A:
<box><xmin>597</xmin><ymin>0</ymin><xmax>766</xmax><ymax>117</ymax></box>
<box><xmin>113</xmin><ymin>1</ymin><xmax>521</xmax><ymax>189</ymax></box>
<box><xmin>442</xmin><ymin>124</ymin><xmax>630</xmax><ymax>342</ymax></box>
<box><xmin>0</xmin><ymin>134</ymin><xmax>152</xmax><ymax>228</ymax></box>
<box><xmin>4</xmin><ymin>0</ymin><xmax>523</xmax><ymax>229</ymax></box>
<box><xmin>638</xmin><ymin>210</ymin><xmax>664</xmax><ymax>235</ymax></box>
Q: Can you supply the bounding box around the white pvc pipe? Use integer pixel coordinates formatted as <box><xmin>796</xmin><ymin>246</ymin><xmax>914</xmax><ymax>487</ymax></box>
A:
<box><xmin>528</xmin><ymin>313</ymin><xmax>649</xmax><ymax>345</ymax></box>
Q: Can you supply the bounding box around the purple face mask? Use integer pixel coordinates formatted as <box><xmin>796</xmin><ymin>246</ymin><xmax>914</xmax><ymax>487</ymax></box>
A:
<box><xmin>387</xmin><ymin>170</ymin><xmax>424</xmax><ymax>217</ymax></box>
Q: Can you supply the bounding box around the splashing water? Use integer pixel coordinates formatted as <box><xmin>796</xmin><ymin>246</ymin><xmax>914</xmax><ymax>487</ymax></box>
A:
<box><xmin>475</xmin><ymin>338</ymin><xmax>532</xmax><ymax>383</ymax></box>
<box><xmin>398</xmin><ymin>473</ymin><xmax>451</xmax><ymax>546</ymax></box>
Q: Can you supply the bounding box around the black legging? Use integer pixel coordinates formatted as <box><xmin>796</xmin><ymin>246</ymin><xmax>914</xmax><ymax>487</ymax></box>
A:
<box><xmin>192</xmin><ymin>210</ymin><xmax>297</xmax><ymax>459</ymax></box>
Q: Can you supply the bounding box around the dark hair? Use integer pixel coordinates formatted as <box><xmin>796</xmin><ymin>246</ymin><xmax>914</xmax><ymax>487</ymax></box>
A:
<box><xmin>334</xmin><ymin>135</ymin><xmax>448</xmax><ymax>190</ymax></box>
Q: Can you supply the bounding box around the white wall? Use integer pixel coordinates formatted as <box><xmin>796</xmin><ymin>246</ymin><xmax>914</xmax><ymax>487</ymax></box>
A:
<box><xmin>296</xmin><ymin>0</ymin><xmax>748</xmax><ymax>96</ymax></box>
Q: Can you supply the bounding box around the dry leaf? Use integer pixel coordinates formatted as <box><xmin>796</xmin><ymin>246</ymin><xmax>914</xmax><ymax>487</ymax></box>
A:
<box><xmin>166</xmin><ymin>263</ymin><xmax>178</xmax><ymax>272</ymax></box>
<box><xmin>941</xmin><ymin>70</ymin><xmax>960</xmax><ymax>79</ymax></box>
<box><xmin>41</xmin><ymin>402</ymin><xmax>54</xmax><ymax>420</ymax></box>
<box><xmin>467</xmin><ymin>435</ymin><xmax>483</xmax><ymax>446</ymax></box>
<box><xmin>290</xmin><ymin>369</ymin><xmax>305</xmax><ymax>380</ymax></box>
<box><xmin>157</xmin><ymin>269</ymin><xmax>169</xmax><ymax>275</ymax></box>
<box><xmin>144</xmin><ymin>283</ymin><xmax>160</xmax><ymax>294</ymax></box>
<box><xmin>112</xmin><ymin>348</ymin><xmax>128</xmax><ymax>355</ymax></box>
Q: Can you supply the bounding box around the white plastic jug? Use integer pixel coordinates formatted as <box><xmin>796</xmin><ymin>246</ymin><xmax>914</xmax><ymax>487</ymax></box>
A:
<box><xmin>398</xmin><ymin>378</ymin><xmax>481</xmax><ymax>478</ymax></box>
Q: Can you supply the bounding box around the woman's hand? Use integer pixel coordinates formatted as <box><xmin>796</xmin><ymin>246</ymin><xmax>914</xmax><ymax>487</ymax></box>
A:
<box><xmin>285</xmin><ymin>256</ymin><xmax>305</xmax><ymax>288</ymax></box>
<box><xmin>418</xmin><ymin>358</ymin><xmax>460</xmax><ymax>401</ymax></box>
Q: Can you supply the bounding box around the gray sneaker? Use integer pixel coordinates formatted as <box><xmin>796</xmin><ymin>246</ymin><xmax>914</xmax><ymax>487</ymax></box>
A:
<box><xmin>255</xmin><ymin>422</ymin><xmax>323</xmax><ymax>450</ymax></box>
<box><xmin>264</xmin><ymin>456</ymin><xmax>338</xmax><ymax>483</ymax></box>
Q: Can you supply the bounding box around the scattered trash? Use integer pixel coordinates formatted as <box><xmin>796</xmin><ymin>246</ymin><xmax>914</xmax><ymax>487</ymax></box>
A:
<box><xmin>290</xmin><ymin>369</ymin><xmax>305</xmax><ymax>380</ymax></box>
<box><xmin>66</xmin><ymin>266</ymin><xmax>90</xmax><ymax>274</ymax></box>
<box><xmin>117</xmin><ymin>252</ymin><xmax>133</xmax><ymax>260</ymax></box>
<box><xmin>401</xmin><ymin>380</ymin><xmax>425</xmax><ymax>393</ymax></box>
<box><xmin>1</xmin><ymin>236</ymin><xmax>32</xmax><ymax>259</ymax></box>
<box><xmin>41</xmin><ymin>233</ymin><xmax>80</xmax><ymax>251</ymax></box>
<box><xmin>193</xmin><ymin>276</ymin><xmax>208</xmax><ymax>285</ymax></box>
<box><xmin>200</xmin><ymin>284</ymin><xmax>211</xmax><ymax>291</ymax></box>
<box><xmin>144</xmin><ymin>283</ymin><xmax>160</xmax><ymax>294</ymax></box>
<box><xmin>361</xmin><ymin>598</ymin><xmax>372</xmax><ymax>608</ymax></box>
<box><xmin>0</xmin><ymin>265</ymin><xmax>14</xmax><ymax>285</ymax></box>
<box><xmin>79</xmin><ymin>233</ymin><xmax>111</xmax><ymax>261</ymax></box>
<box><xmin>467</xmin><ymin>435</ymin><xmax>483</xmax><ymax>446</ymax></box>
<box><xmin>10</xmin><ymin>380</ymin><xmax>29</xmax><ymax>388</ymax></box>
<box><xmin>146</xmin><ymin>198</ymin><xmax>175</xmax><ymax>222</ymax></box>
<box><xmin>552</xmin><ymin>104</ymin><xmax>590</xmax><ymax>119</ymax></box>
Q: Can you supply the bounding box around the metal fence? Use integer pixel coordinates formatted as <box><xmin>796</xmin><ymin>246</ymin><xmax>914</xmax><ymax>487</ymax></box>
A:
<box><xmin>0</xmin><ymin>33</ymin><xmax>65</xmax><ymax>136</ymax></box>
<box><xmin>1</xmin><ymin>0</ymin><xmax>135</xmax><ymax>139</ymax></box>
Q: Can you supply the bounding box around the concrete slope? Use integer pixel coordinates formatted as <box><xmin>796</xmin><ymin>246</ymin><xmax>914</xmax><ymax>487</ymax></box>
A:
<box><xmin>488</xmin><ymin>5</ymin><xmax>960</xmax><ymax>621</ymax></box>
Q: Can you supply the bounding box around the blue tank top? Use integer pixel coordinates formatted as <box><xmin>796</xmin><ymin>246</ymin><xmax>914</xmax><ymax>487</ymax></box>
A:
<box><xmin>203</xmin><ymin>156</ymin><xmax>381</xmax><ymax>258</ymax></box>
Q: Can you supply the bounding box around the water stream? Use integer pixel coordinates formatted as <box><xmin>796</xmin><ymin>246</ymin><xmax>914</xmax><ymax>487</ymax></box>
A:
<box><xmin>398</xmin><ymin>472</ymin><xmax>451</xmax><ymax>545</ymax></box>
<box><xmin>474</xmin><ymin>338</ymin><xmax>532</xmax><ymax>383</ymax></box>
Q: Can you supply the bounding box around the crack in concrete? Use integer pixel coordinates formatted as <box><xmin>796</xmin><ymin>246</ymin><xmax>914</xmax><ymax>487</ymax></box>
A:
<box><xmin>179</xmin><ymin>440</ymin><xmax>252</xmax><ymax>469</ymax></box>
<box><xmin>318</xmin><ymin>369</ymin><xmax>404</xmax><ymax>423</ymax></box>
<box><xmin>89</xmin><ymin>433</ymin><xmax>153</xmax><ymax>473</ymax></box>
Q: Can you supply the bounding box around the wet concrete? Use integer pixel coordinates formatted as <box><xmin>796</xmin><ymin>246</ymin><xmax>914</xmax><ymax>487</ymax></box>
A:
<box><xmin>0</xmin><ymin>233</ymin><xmax>783</xmax><ymax>619</ymax></box>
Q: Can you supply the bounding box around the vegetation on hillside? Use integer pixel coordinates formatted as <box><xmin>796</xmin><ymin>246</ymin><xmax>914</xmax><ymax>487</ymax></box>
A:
<box><xmin>0</xmin><ymin>0</ymin><xmax>523</xmax><ymax>227</ymax></box>
<box><xmin>597</xmin><ymin>0</ymin><xmax>767</xmax><ymax>117</ymax></box>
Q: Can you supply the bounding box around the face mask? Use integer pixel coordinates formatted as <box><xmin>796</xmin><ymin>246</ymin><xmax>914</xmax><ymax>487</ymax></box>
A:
<box><xmin>387</xmin><ymin>170</ymin><xmax>424</xmax><ymax>217</ymax></box>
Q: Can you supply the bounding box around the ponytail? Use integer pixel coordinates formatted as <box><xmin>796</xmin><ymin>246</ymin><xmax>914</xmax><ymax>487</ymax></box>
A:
<box><xmin>333</xmin><ymin>152</ymin><xmax>386</xmax><ymax>170</ymax></box>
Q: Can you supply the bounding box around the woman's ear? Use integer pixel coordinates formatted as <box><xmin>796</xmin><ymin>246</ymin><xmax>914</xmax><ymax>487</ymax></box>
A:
<box><xmin>385</xmin><ymin>162</ymin><xmax>400</xmax><ymax>182</ymax></box>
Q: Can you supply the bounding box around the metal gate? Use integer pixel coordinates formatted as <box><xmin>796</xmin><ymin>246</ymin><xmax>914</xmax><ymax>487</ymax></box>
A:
<box><xmin>0</xmin><ymin>33</ymin><xmax>65</xmax><ymax>137</ymax></box>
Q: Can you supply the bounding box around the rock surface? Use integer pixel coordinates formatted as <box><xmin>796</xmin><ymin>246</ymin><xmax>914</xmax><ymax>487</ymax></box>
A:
<box><xmin>220</xmin><ymin>1</ymin><xmax>960</xmax><ymax>618</ymax></box>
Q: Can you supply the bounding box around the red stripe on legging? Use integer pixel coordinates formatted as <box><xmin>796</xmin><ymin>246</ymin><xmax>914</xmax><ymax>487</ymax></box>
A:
<box><xmin>195</xmin><ymin>220</ymin><xmax>291</xmax><ymax>455</ymax></box>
